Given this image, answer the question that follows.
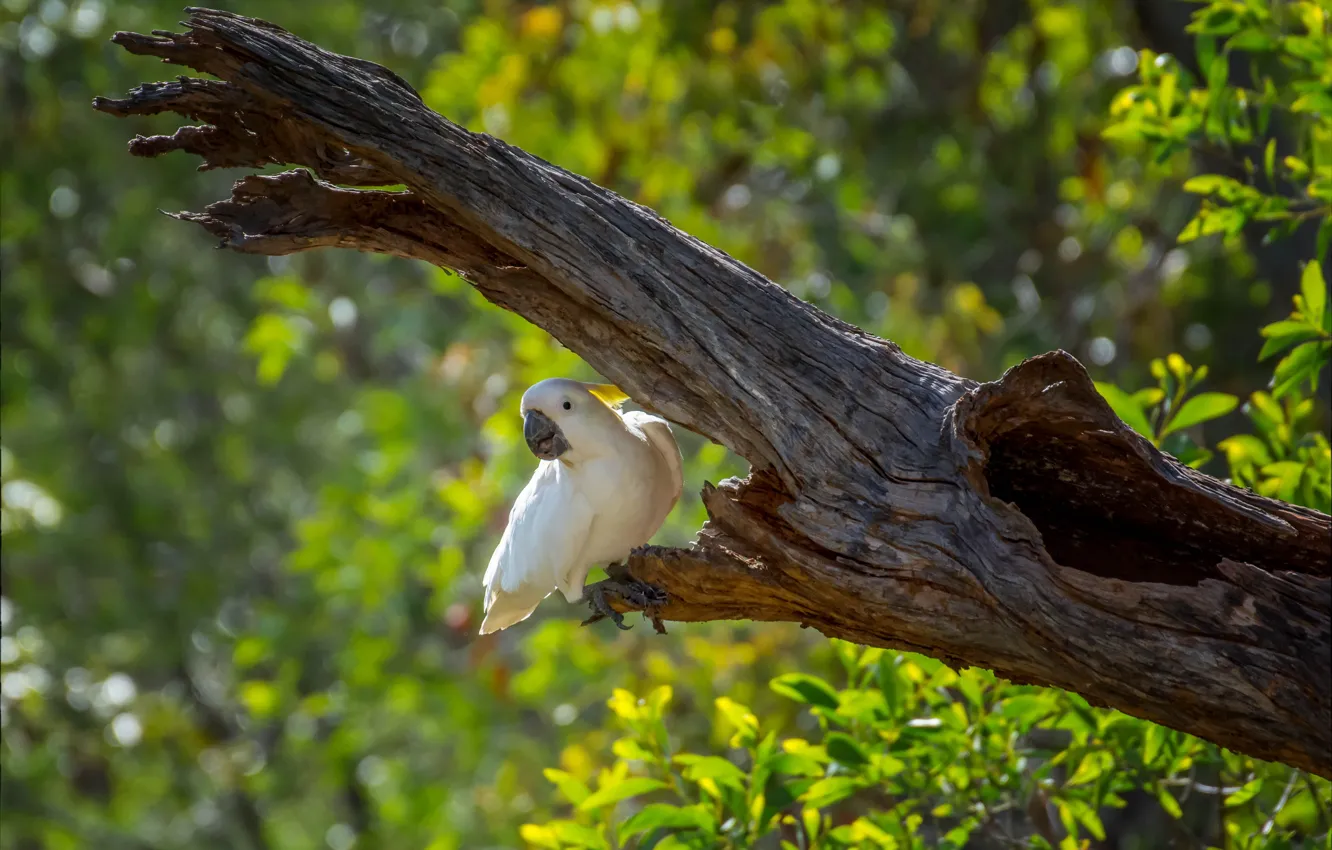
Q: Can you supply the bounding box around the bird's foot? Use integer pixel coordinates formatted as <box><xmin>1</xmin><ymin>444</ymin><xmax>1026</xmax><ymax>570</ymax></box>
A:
<box><xmin>580</xmin><ymin>562</ymin><xmax>669</xmax><ymax>634</ymax></box>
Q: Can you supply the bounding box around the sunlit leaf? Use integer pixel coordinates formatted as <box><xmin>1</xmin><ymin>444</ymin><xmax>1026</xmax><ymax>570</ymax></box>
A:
<box><xmin>674</xmin><ymin>755</ymin><xmax>747</xmax><ymax>789</ymax></box>
<box><xmin>619</xmin><ymin>804</ymin><xmax>715</xmax><ymax>839</ymax></box>
<box><xmin>1094</xmin><ymin>383</ymin><xmax>1155</xmax><ymax>440</ymax></box>
<box><xmin>1162</xmin><ymin>392</ymin><xmax>1239</xmax><ymax>436</ymax></box>
<box><xmin>1225</xmin><ymin>777</ymin><xmax>1264</xmax><ymax>807</ymax></box>
<box><xmin>1300</xmin><ymin>260</ymin><xmax>1326</xmax><ymax>330</ymax></box>
<box><xmin>824</xmin><ymin>733</ymin><xmax>870</xmax><ymax>768</ymax></box>
<box><xmin>544</xmin><ymin>769</ymin><xmax>592</xmax><ymax>806</ymax></box>
<box><xmin>578</xmin><ymin>778</ymin><xmax>669</xmax><ymax>812</ymax></box>
<box><xmin>771</xmin><ymin>673</ymin><xmax>840</xmax><ymax>710</ymax></box>
<box><xmin>801</xmin><ymin>776</ymin><xmax>867</xmax><ymax>809</ymax></box>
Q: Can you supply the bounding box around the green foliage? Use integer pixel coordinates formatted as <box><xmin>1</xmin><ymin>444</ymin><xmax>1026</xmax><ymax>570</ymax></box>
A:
<box><xmin>524</xmin><ymin>646</ymin><xmax>1332</xmax><ymax>849</ymax></box>
<box><xmin>1097</xmin><ymin>271</ymin><xmax>1331</xmax><ymax>511</ymax></box>
<box><xmin>1221</xmin><ymin>260</ymin><xmax>1331</xmax><ymax>512</ymax></box>
<box><xmin>1261</xmin><ymin>261</ymin><xmax>1331</xmax><ymax>399</ymax></box>
<box><xmin>1098</xmin><ymin>0</ymin><xmax>1329</xmax><ymax>510</ymax></box>
<box><xmin>1096</xmin><ymin>352</ymin><xmax>1239</xmax><ymax>466</ymax></box>
<box><xmin>1103</xmin><ymin>0</ymin><xmax>1332</xmax><ymax>255</ymax></box>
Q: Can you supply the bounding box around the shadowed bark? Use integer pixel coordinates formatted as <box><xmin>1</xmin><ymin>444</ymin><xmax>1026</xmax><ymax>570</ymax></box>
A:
<box><xmin>95</xmin><ymin>8</ymin><xmax>1331</xmax><ymax>778</ymax></box>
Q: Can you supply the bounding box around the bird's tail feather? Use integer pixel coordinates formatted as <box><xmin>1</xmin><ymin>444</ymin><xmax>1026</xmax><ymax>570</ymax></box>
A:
<box><xmin>478</xmin><ymin>592</ymin><xmax>543</xmax><ymax>635</ymax></box>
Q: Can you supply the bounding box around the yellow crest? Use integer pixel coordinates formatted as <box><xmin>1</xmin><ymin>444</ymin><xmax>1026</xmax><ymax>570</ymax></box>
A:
<box><xmin>587</xmin><ymin>383</ymin><xmax>630</xmax><ymax>408</ymax></box>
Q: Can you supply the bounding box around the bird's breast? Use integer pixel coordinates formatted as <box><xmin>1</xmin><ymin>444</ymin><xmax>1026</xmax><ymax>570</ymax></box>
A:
<box><xmin>573</xmin><ymin>442</ymin><xmax>671</xmax><ymax>559</ymax></box>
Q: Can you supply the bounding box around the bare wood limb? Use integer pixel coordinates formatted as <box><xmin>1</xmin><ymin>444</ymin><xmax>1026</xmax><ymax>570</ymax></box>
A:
<box><xmin>95</xmin><ymin>8</ymin><xmax>1332</xmax><ymax>777</ymax></box>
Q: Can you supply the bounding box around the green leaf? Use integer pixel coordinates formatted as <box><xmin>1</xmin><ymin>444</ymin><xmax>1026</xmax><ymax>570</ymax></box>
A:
<box><xmin>771</xmin><ymin>673</ymin><xmax>840</xmax><ymax>710</ymax></box>
<box><xmin>1075</xmin><ymin>803</ymin><xmax>1107</xmax><ymax>841</ymax></box>
<box><xmin>1157</xmin><ymin>786</ymin><xmax>1184</xmax><ymax>819</ymax></box>
<box><xmin>1162</xmin><ymin>392</ymin><xmax>1239</xmax><ymax>436</ymax></box>
<box><xmin>1259</xmin><ymin>328</ymin><xmax>1322</xmax><ymax>360</ymax></box>
<box><xmin>673</xmin><ymin>755</ymin><xmax>748</xmax><ymax>789</ymax></box>
<box><xmin>1163</xmin><ymin>433</ymin><xmax>1213</xmax><ymax>468</ymax></box>
<box><xmin>764</xmin><ymin>752</ymin><xmax>826</xmax><ymax>778</ymax></box>
<box><xmin>1182</xmin><ymin>174</ymin><xmax>1237</xmax><ymax>196</ymax></box>
<box><xmin>1248</xmin><ymin>390</ymin><xmax>1283</xmax><ymax>423</ymax></box>
<box><xmin>1262</xmin><ymin>461</ymin><xmax>1307</xmax><ymax>503</ymax></box>
<box><xmin>824</xmin><ymin>733</ymin><xmax>870</xmax><ymax>768</ymax></box>
<box><xmin>1263</xmin><ymin>138</ymin><xmax>1277</xmax><ymax>182</ymax></box>
<box><xmin>1206</xmin><ymin>48</ymin><xmax>1229</xmax><ymax>94</ymax></box>
<box><xmin>956</xmin><ymin>673</ymin><xmax>984</xmax><ymax>709</ymax></box>
<box><xmin>1132</xmin><ymin>387</ymin><xmax>1166</xmax><ymax>408</ymax></box>
<box><xmin>619</xmin><ymin>804</ymin><xmax>715</xmax><ymax>839</ymax></box>
<box><xmin>1284</xmin><ymin>156</ymin><xmax>1310</xmax><ymax>180</ymax></box>
<box><xmin>544</xmin><ymin>769</ymin><xmax>592</xmax><ymax>806</ymax></box>
<box><xmin>578</xmin><ymin>778</ymin><xmax>669</xmax><ymax>812</ymax></box>
<box><xmin>872</xmin><ymin>754</ymin><xmax>907</xmax><ymax>777</ymax></box>
<box><xmin>1143</xmin><ymin>723</ymin><xmax>1167</xmax><ymax>766</ymax></box>
<box><xmin>550</xmin><ymin>821</ymin><xmax>609</xmax><ymax>849</ymax></box>
<box><xmin>1225</xmin><ymin>777</ymin><xmax>1264</xmax><ymax>808</ymax></box>
<box><xmin>1219</xmin><ymin>434</ymin><xmax>1272</xmax><ymax>467</ymax></box>
<box><xmin>801</xmin><ymin>776</ymin><xmax>867</xmax><ymax>809</ymax></box>
<box><xmin>1272</xmin><ymin>342</ymin><xmax>1330</xmax><ymax>399</ymax></box>
<box><xmin>1231</xmin><ymin>29</ymin><xmax>1276</xmax><ymax>52</ymax></box>
<box><xmin>1159</xmin><ymin>72</ymin><xmax>1178</xmax><ymax>115</ymax></box>
<box><xmin>876</xmin><ymin>657</ymin><xmax>900</xmax><ymax>717</ymax></box>
<box><xmin>999</xmin><ymin>694</ymin><xmax>1059</xmax><ymax>729</ymax></box>
<box><xmin>520</xmin><ymin>824</ymin><xmax>561</xmax><ymax>849</ymax></box>
<box><xmin>645</xmin><ymin>684</ymin><xmax>674</xmax><ymax>717</ymax></box>
<box><xmin>1261</xmin><ymin>319</ymin><xmax>1321</xmax><ymax>339</ymax></box>
<box><xmin>835</xmin><ymin>689</ymin><xmax>887</xmax><ymax>722</ymax></box>
<box><xmin>612</xmin><ymin>738</ymin><xmax>657</xmax><ymax>764</ymax></box>
<box><xmin>760</xmin><ymin>775</ymin><xmax>815</xmax><ymax>832</ymax></box>
<box><xmin>1094</xmin><ymin>382</ymin><xmax>1155</xmax><ymax>439</ymax></box>
<box><xmin>1301</xmin><ymin>261</ymin><xmax>1326</xmax><ymax>329</ymax></box>
<box><xmin>1068</xmin><ymin>751</ymin><xmax>1110</xmax><ymax>786</ymax></box>
<box><xmin>1196</xmin><ymin>33</ymin><xmax>1218</xmax><ymax>73</ymax></box>
<box><xmin>715</xmin><ymin>697</ymin><xmax>758</xmax><ymax>746</ymax></box>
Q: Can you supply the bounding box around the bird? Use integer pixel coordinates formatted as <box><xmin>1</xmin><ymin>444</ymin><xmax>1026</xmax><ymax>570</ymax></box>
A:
<box><xmin>479</xmin><ymin>378</ymin><xmax>683</xmax><ymax>635</ymax></box>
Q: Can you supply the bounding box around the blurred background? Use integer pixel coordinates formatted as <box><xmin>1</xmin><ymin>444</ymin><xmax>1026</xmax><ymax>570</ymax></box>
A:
<box><xmin>2</xmin><ymin>0</ymin><xmax>1327</xmax><ymax>848</ymax></box>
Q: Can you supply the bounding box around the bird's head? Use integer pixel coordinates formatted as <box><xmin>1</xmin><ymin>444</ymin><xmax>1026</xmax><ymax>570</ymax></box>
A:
<box><xmin>519</xmin><ymin>378</ymin><xmax>630</xmax><ymax>463</ymax></box>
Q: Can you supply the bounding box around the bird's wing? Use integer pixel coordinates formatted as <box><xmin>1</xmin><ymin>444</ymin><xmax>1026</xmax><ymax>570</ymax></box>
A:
<box><xmin>480</xmin><ymin>460</ymin><xmax>595</xmax><ymax>634</ymax></box>
<box><xmin>623</xmin><ymin>411</ymin><xmax>684</xmax><ymax>503</ymax></box>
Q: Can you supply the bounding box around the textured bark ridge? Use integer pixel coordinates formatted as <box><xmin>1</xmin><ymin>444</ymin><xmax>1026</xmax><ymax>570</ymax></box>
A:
<box><xmin>96</xmin><ymin>9</ymin><xmax>1332</xmax><ymax>777</ymax></box>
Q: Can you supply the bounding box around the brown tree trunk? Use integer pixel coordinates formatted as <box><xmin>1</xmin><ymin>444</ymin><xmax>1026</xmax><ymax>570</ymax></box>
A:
<box><xmin>95</xmin><ymin>9</ymin><xmax>1331</xmax><ymax>778</ymax></box>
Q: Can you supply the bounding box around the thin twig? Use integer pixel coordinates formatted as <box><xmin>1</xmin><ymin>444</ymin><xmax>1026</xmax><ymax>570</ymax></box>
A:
<box><xmin>1260</xmin><ymin>770</ymin><xmax>1300</xmax><ymax>837</ymax></box>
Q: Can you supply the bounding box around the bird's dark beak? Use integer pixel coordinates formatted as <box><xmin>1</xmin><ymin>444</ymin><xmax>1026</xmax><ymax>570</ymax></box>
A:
<box><xmin>524</xmin><ymin>410</ymin><xmax>570</xmax><ymax>460</ymax></box>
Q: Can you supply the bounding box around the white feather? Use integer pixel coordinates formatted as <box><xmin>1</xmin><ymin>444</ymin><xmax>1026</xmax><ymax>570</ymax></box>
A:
<box><xmin>479</xmin><ymin>381</ymin><xmax>684</xmax><ymax>635</ymax></box>
<box><xmin>623</xmin><ymin>411</ymin><xmax>684</xmax><ymax>506</ymax></box>
<box><xmin>479</xmin><ymin>460</ymin><xmax>593</xmax><ymax>635</ymax></box>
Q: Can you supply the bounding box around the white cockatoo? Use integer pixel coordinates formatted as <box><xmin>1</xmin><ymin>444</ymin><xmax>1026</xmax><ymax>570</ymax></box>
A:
<box><xmin>479</xmin><ymin>378</ymin><xmax>683</xmax><ymax>635</ymax></box>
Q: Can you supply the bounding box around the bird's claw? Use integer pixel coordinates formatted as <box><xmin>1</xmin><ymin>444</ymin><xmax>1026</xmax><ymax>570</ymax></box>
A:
<box><xmin>582</xmin><ymin>582</ymin><xmax>633</xmax><ymax>630</ymax></box>
<box><xmin>580</xmin><ymin>564</ymin><xmax>669</xmax><ymax>633</ymax></box>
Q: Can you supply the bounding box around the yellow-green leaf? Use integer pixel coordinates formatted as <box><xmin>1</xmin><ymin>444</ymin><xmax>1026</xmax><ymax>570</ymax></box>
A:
<box><xmin>1162</xmin><ymin>392</ymin><xmax>1239</xmax><ymax>436</ymax></box>
<box><xmin>770</xmin><ymin>674</ymin><xmax>839</xmax><ymax>710</ymax></box>
<box><xmin>801</xmin><ymin>776</ymin><xmax>866</xmax><ymax>809</ymax></box>
<box><xmin>543</xmin><ymin>769</ymin><xmax>591</xmax><ymax>806</ymax></box>
<box><xmin>578</xmin><ymin>777</ymin><xmax>668</xmax><ymax>812</ymax></box>
<box><xmin>1094</xmin><ymin>382</ymin><xmax>1155</xmax><ymax>440</ymax></box>
<box><xmin>619</xmin><ymin>804</ymin><xmax>715</xmax><ymax>838</ymax></box>
<box><xmin>1300</xmin><ymin>260</ymin><xmax>1326</xmax><ymax>328</ymax></box>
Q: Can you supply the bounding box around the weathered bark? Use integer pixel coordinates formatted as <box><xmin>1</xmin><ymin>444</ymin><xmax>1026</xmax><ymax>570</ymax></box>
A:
<box><xmin>95</xmin><ymin>9</ymin><xmax>1332</xmax><ymax>777</ymax></box>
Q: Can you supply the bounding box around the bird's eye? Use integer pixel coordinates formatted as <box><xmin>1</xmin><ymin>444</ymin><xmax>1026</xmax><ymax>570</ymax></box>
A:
<box><xmin>562</xmin><ymin>400</ymin><xmax>572</xmax><ymax>410</ymax></box>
